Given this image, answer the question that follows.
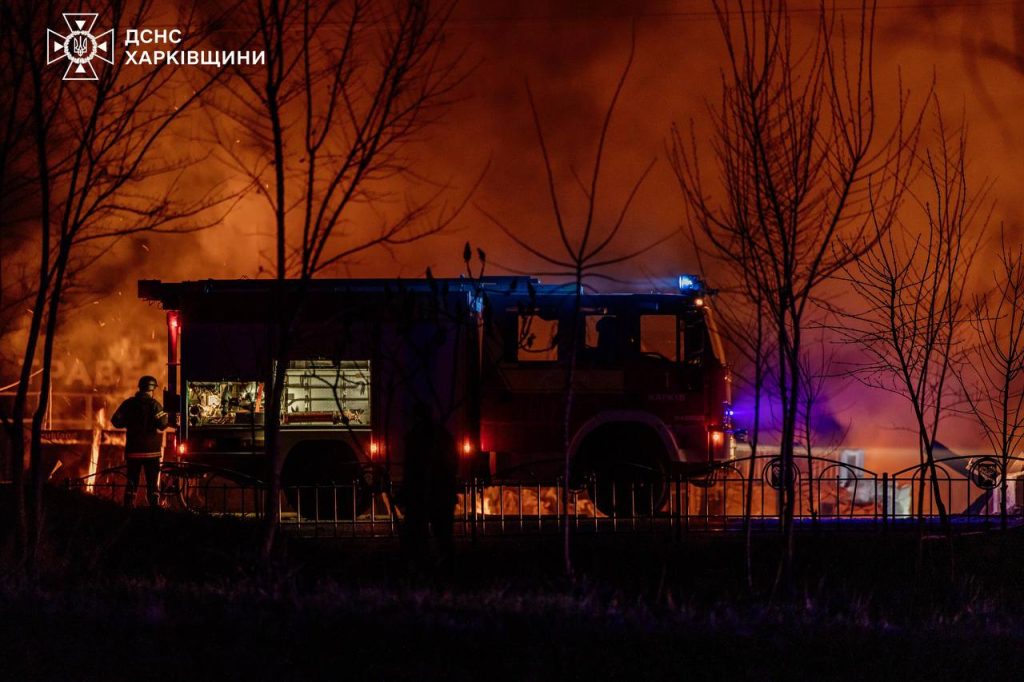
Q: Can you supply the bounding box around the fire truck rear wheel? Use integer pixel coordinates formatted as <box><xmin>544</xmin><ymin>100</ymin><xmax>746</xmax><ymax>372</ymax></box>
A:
<box><xmin>572</xmin><ymin>423</ymin><xmax>669</xmax><ymax>518</ymax></box>
<box><xmin>281</xmin><ymin>441</ymin><xmax>371</xmax><ymax>521</ymax></box>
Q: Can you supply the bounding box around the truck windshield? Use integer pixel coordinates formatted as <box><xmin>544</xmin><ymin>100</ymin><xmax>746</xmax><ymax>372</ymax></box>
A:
<box><xmin>640</xmin><ymin>314</ymin><xmax>680</xmax><ymax>362</ymax></box>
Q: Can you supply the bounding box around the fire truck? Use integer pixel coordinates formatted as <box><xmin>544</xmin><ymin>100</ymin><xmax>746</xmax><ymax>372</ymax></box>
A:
<box><xmin>139</xmin><ymin>275</ymin><xmax>732</xmax><ymax>515</ymax></box>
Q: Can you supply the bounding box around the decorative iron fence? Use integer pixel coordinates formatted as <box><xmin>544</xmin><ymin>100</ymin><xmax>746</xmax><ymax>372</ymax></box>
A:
<box><xmin>65</xmin><ymin>454</ymin><xmax>1024</xmax><ymax>537</ymax></box>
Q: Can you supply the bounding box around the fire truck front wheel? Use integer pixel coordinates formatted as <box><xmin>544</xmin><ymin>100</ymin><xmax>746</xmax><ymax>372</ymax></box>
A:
<box><xmin>572</xmin><ymin>423</ymin><xmax>669</xmax><ymax>518</ymax></box>
<box><xmin>281</xmin><ymin>441</ymin><xmax>371</xmax><ymax>521</ymax></box>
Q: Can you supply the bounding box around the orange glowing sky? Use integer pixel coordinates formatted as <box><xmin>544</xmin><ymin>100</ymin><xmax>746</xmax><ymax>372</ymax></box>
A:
<box><xmin>168</xmin><ymin>0</ymin><xmax>1024</xmax><ymax>281</ymax></box>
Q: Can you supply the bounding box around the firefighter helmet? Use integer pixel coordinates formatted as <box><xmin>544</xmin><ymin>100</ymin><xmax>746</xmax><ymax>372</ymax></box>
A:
<box><xmin>138</xmin><ymin>375</ymin><xmax>158</xmax><ymax>390</ymax></box>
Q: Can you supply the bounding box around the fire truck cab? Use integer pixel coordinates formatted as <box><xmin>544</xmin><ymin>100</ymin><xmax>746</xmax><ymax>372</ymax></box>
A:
<box><xmin>482</xmin><ymin>278</ymin><xmax>733</xmax><ymax>512</ymax></box>
<box><xmin>139</xmin><ymin>275</ymin><xmax>731</xmax><ymax>515</ymax></box>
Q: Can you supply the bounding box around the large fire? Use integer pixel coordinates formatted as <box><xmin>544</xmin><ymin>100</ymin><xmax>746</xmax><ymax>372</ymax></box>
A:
<box><xmin>457</xmin><ymin>485</ymin><xmax>596</xmax><ymax>518</ymax></box>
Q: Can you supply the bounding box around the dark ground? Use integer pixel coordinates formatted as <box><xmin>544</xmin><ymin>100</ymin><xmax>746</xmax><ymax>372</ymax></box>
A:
<box><xmin>2</xmin><ymin>486</ymin><xmax>1024</xmax><ymax>680</ymax></box>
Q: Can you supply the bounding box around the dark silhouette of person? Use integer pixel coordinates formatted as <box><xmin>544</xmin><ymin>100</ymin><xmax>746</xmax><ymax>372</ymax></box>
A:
<box><xmin>400</xmin><ymin>401</ymin><xmax>458</xmax><ymax>568</ymax></box>
<box><xmin>111</xmin><ymin>375</ymin><xmax>168</xmax><ymax>508</ymax></box>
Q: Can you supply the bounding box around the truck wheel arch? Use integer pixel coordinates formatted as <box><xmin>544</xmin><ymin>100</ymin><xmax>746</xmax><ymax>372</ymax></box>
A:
<box><xmin>569</xmin><ymin>410</ymin><xmax>679</xmax><ymax>466</ymax></box>
<box><xmin>281</xmin><ymin>439</ymin><xmax>368</xmax><ymax>520</ymax></box>
<box><xmin>282</xmin><ymin>439</ymin><xmax>361</xmax><ymax>484</ymax></box>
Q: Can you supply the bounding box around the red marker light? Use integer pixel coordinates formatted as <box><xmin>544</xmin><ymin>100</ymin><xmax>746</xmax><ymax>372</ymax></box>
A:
<box><xmin>711</xmin><ymin>431</ymin><xmax>723</xmax><ymax>445</ymax></box>
<box><xmin>177</xmin><ymin>442</ymin><xmax>187</xmax><ymax>455</ymax></box>
<box><xmin>462</xmin><ymin>438</ymin><xmax>473</xmax><ymax>455</ymax></box>
<box><xmin>369</xmin><ymin>439</ymin><xmax>380</xmax><ymax>457</ymax></box>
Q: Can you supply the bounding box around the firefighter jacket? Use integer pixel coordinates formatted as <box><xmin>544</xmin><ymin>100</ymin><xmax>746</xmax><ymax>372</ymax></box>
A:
<box><xmin>111</xmin><ymin>392</ymin><xmax>168</xmax><ymax>457</ymax></box>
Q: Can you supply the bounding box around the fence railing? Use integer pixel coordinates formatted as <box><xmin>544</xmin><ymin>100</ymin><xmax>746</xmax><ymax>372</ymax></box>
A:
<box><xmin>65</xmin><ymin>454</ymin><xmax>1024</xmax><ymax>537</ymax></box>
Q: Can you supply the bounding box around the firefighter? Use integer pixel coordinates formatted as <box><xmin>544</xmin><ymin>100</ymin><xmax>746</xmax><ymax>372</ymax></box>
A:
<box><xmin>111</xmin><ymin>375</ymin><xmax>168</xmax><ymax>508</ymax></box>
<box><xmin>400</xmin><ymin>401</ymin><xmax>458</xmax><ymax>568</ymax></box>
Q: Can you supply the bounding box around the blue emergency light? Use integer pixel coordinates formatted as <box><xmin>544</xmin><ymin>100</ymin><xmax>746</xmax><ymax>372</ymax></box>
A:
<box><xmin>678</xmin><ymin>274</ymin><xmax>701</xmax><ymax>292</ymax></box>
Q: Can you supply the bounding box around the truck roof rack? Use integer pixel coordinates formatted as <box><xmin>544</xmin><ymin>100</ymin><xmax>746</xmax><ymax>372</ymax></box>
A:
<box><xmin>138</xmin><ymin>276</ymin><xmax>540</xmax><ymax>305</ymax></box>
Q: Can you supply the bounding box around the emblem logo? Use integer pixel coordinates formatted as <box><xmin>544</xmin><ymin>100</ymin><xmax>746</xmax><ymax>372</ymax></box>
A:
<box><xmin>46</xmin><ymin>13</ymin><xmax>115</xmax><ymax>81</ymax></box>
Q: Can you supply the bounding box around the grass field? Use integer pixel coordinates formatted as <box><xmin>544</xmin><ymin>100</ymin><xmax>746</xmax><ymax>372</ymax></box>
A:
<box><xmin>2</xmin><ymin>486</ymin><xmax>1024</xmax><ymax>680</ymax></box>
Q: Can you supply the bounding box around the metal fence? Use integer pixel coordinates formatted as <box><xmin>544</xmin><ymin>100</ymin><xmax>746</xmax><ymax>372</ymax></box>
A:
<box><xmin>66</xmin><ymin>454</ymin><xmax>1024</xmax><ymax>537</ymax></box>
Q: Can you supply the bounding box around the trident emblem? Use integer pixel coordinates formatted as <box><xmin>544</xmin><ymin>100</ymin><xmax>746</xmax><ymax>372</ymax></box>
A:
<box><xmin>46</xmin><ymin>13</ymin><xmax>115</xmax><ymax>81</ymax></box>
<box><xmin>73</xmin><ymin>35</ymin><xmax>89</xmax><ymax>58</ymax></box>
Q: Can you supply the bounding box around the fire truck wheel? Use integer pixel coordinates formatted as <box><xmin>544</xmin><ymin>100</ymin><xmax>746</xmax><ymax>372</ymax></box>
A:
<box><xmin>281</xmin><ymin>441</ymin><xmax>371</xmax><ymax>521</ymax></box>
<box><xmin>572</xmin><ymin>423</ymin><xmax>669</xmax><ymax>518</ymax></box>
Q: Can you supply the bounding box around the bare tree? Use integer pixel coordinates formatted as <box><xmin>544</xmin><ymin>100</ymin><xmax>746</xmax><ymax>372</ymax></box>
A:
<box><xmin>795</xmin><ymin>334</ymin><xmax>845</xmax><ymax>520</ymax></box>
<box><xmin>478</xmin><ymin>31</ymin><xmax>668</xmax><ymax>578</ymax></box>
<box><xmin>956</xmin><ymin>228</ymin><xmax>1024</xmax><ymax>530</ymax></box>
<box><xmin>719</xmin><ymin>283</ymin><xmax>773</xmax><ymax>590</ymax></box>
<box><xmin>0</xmin><ymin>10</ymin><xmax>36</xmax><ymax>476</ymax></box>
<box><xmin>670</xmin><ymin>0</ymin><xmax>920</xmax><ymax>589</ymax></box>
<box><xmin>687</xmin><ymin>224</ymin><xmax>774</xmax><ymax>591</ymax></box>
<box><xmin>0</xmin><ymin>0</ymin><xmax>233</xmax><ymax>565</ymax></box>
<box><xmin>838</xmin><ymin>107</ymin><xmax>987</xmax><ymax>529</ymax></box>
<box><xmin>211</xmin><ymin>0</ymin><xmax>465</xmax><ymax>557</ymax></box>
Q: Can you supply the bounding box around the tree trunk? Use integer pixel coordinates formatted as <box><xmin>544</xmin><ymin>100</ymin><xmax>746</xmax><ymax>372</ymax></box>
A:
<box><xmin>744</xmin><ymin>395</ymin><xmax>762</xmax><ymax>593</ymax></box>
<box><xmin>561</xmin><ymin>281</ymin><xmax>582</xmax><ymax>579</ymax></box>
<box><xmin>923</xmin><ymin>442</ymin><xmax>949</xmax><ymax>529</ymax></box>
<box><xmin>14</xmin><ymin>45</ymin><xmax>55</xmax><ymax>566</ymax></box>
<box><xmin>261</xmin><ymin>314</ymin><xmax>291</xmax><ymax>561</ymax></box>
<box><xmin>999</xmin><ymin>459</ymin><xmax>1008</xmax><ymax>532</ymax></box>
<box><xmin>775</xmin><ymin>315</ymin><xmax>802</xmax><ymax>598</ymax></box>
<box><xmin>743</xmin><ymin>302</ymin><xmax>765</xmax><ymax>593</ymax></box>
<box><xmin>27</xmin><ymin>242</ymin><xmax>69</xmax><ymax>567</ymax></box>
<box><xmin>804</xmin><ymin>398</ymin><xmax>816</xmax><ymax>522</ymax></box>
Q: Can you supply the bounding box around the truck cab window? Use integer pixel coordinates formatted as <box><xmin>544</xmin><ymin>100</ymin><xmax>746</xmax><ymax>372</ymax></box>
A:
<box><xmin>640</xmin><ymin>315</ymin><xmax>680</xmax><ymax>362</ymax></box>
<box><xmin>517</xmin><ymin>315</ymin><xmax>559</xmax><ymax>362</ymax></box>
<box><xmin>585</xmin><ymin>314</ymin><xmax>624</xmax><ymax>367</ymax></box>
